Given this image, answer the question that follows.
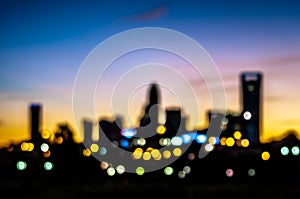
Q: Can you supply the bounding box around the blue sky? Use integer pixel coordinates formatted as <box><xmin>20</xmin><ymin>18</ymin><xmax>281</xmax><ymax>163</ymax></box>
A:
<box><xmin>1</xmin><ymin>0</ymin><xmax>300</xmax><ymax>146</ymax></box>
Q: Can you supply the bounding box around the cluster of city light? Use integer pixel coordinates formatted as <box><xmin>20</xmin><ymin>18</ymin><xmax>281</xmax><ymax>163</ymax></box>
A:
<box><xmin>177</xmin><ymin>165</ymin><xmax>191</xmax><ymax>178</ymax></box>
<box><xmin>16</xmin><ymin>160</ymin><xmax>54</xmax><ymax>171</ymax></box>
<box><xmin>40</xmin><ymin>143</ymin><xmax>51</xmax><ymax>158</ymax></box>
<box><xmin>20</xmin><ymin>142</ymin><xmax>34</xmax><ymax>152</ymax></box>
<box><xmin>99</xmin><ymin>161</ymin><xmax>149</xmax><ymax>176</ymax></box>
<box><xmin>219</xmin><ymin>131</ymin><xmax>250</xmax><ymax>148</ymax></box>
<box><xmin>225</xmin><ymin>168</ymin><xmax>256</xmax><ymax>177</ymax></box>
<box><xmin>131</xmin><ymin>147</ymin><xmax>183</xmax><ymax>161</ymax></box>
<box><xmin>83</xmin><ymin>144</ymin><xmax>107</xmax><ymax>157</ymax></box>
<box><xmin>27</xmin><ymin>123</ymin><xmax>297</xmax><ymax>180</ymax></box>
<box><xmin>280</xmin><ymin>146</ymin><xmax>300</xmax><ymax>156</ymax></box>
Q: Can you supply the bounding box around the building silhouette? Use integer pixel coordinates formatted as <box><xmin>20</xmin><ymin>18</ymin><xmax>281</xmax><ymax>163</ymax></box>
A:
<box><xmin>1</xmin><ymin>71</ymin><xmax>300</xmax><ymax>198</ymax></box>
<box><xmin>139</xmin><ymin>83</ymin><xmax>160</xmax><ymax>127</ymax></box>
<box><xmin>30</xmin><ymin>103</ymin><xmax>42</xmax><ymax>147</ymax></box>
<box><xmin>83</xmin><ymin>119</ymin><xmax>93</xmax><ymax>147</ymax></box>
<box><xmin>241</xmin><ymin>72</ymin><xmax>262</xmax><ymax>145</ymax></box>
<box><xmin>164</xmin><ymin>108</ymin><xmax>182</xmax><ymax>138</ymax></box>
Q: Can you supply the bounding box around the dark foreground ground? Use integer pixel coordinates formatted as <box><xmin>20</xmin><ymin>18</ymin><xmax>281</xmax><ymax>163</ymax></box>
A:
<box><xmin>1</xmin><ymin>176</ymin><xmax>300</xmax><ymax>199</ymax></box>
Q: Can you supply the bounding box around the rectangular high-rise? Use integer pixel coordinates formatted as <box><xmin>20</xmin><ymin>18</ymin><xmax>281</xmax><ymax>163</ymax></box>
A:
<box><xmin>241</xmin><ymin>72</ymin><xmax>262</xmax><ymax>145</ymax></box>
<box><xmin>30</xmin><ymin>103</ymin><xmax>42</xmax><ymax>144</ymax></box>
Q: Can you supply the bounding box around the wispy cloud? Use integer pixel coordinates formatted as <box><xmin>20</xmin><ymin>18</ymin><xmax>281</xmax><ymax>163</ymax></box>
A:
<box><xmin>127</xmin><ymin>3</ymin><xmax>168</xmax><ymax>22</ymax></box>
<box><xmin>258</xmin><ymin>55</ymin><xmax>300</xmax><ymax>67</ymax></box>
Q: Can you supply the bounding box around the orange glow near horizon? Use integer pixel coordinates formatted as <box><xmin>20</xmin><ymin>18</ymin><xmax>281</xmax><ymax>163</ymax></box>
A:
<box><xmin>0</xmin><ymin>95</ymin><xmax>300</xmax><ymax>148</ymax></box>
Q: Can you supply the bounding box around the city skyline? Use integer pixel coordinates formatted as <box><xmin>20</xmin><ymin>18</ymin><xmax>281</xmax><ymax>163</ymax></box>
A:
<box><xmin>1</xmin><ymin>0</ymin><xmax>300</xmax><ymax>147</ymax></box>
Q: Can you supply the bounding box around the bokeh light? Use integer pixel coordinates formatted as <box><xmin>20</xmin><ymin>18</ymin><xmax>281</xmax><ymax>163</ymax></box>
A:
<box><xmin>243</xmin><ymin>111</ymin><xmax>252</xmax><ymax>120</ymax></box>
<box><xmin>156</xmin><ymin>125</ymin><xmax>166</xmax><ymax>135</ymax></box>
<box><xmin>291</xmin><ymin>146</ymin><xmax>300</xmax><ymax>156</ymax></box>
<box><xmin>40</xmin><ymin>143</ymin><xmax>49</xmax><ymax>152</ymax></box>
<box><xmin>90</xmin><ymin>143</ymin><xmax>99</xmax><ymax>153</ymax></box>
<box><xmin>42</xmin><ymin>129</ymin><xmax>51</xmax><ymax>140</ymax></box>
<box><xmin>151</xmin><ymin>149</ymin><xmax>161</xmax><ymax>160</ymax></box>
<box><xmin>178</xmin><ymin>171</ymin><xmax>186</xmax><ymax>178</ymax></box>
<box><xmin>183</xmin><ymin>166</ymin><xmax>191</xmax><ymax>174</ymax></box>
<box><xmin>83</xmin><ymin>148</ymin><xmax>91</xmax><ymax>157</ymax></box>
<box><xmin>226</xmin><ymin>168</ymin><xmax>234</xmax><ymax>177</ymax></box>
<box><xmin>261</xmin><ymin>151</ymin><xmax>270</xmax><ymax>161</ymax></box>
<box><xmin>164</xmin><ymin>167</ymin><xmax>174</xmax><ymax>175</ymax></box>
<box><xmin>136</xmin><ymin>167</ymin><xmax>144</xmax><ymax>175</ymax></box>
<box><xmin>163</xmin><ymin>150</ymin><xmax>171</xmax><ymax>159</ymax></box>
<box><xmin>171</xmin><ymin>136</ymin><xmax>183</xmax><ymax>146</ymax></box>
<box><xmin>143</xmin><ymin>152</ymin><xmax>151</xmax><ymax>160</ymax></box>
<box><xmin>173</xmin><ymin>147</ymin><xmax>182</xmax><ymax>157</ymax></box>
<box><xmin>248</xmin><ymin>169</ymin><xmax>256</xmax><ymax>177</ymax></box>
<box><xmin>195</xmin><ymin>134</ymin><xmax>207</xmax><ymax>144</ymax></box>
<box><xmin>99</xmin><ymin>147</ymin><xmax>107</xmax><ymax>155</ymax></box>
<box><xmin>137</xmin><ymin>138</ymin><xmax>146</xmax><ymax>146</ymax></box>
<box><xmin>16</xmin><ymin>161</ymin><xmax>27</xmax><ymax>170</ymax></box>
<box><xmin>107</xmin><ymin>167</ymin><xmax>115</xmax><ymax>176</ymax></box>
<box><xmin>233</xmin><ymin>131</ymin><xmax>242</xmax><ymax>140</ymax></box>
<box><xmin>280</xmin><ymin>146</ymin><xmax>289</xmax><ymax>156</ymax></box>
<box><xmin>121</xmin><ymin>128</ymin><xmax>137</xmax><ymax>138</ymax></box>
<box><xmin>241</xmin><ymin>139</ymin><xmax>250</xmax><ymax>147</ymax></box>
<box><xmin>100</xmin><ymin>161</ymin><xmax>109</xmax><ymax>170</ymax></box>
<box><xmin>44</xmin><ymin>162</ymin><xmax>54</xmax><ymax>171</ymax></box>
<box><xmin>226</xmin><ymin>137</ymin><xmax>235</xmax><ymax>147</ymax></box>
<box><xmin>116</xmin><ymin>165</ymin><xmax>125</xmax><ymax>174</ymax></box>
<box><xmin>132</xmin><ymin>148</ymin><xmax>143</xmax><ymax>160</ymax></box>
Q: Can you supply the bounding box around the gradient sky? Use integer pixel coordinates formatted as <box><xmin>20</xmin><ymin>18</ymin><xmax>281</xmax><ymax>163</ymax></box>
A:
<box><xmin>1</xmin><ymin>0</ymin><xmax>300</xmax><ymax>147</ymax></box>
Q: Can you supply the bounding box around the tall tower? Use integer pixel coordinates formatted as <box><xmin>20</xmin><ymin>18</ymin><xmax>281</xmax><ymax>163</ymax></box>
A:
<box><xmin>83</xmin><ymin>119</ymin><xmax>93</xmax><ymax>146</ymax></box>
<box><xmin>30</xmin><ymin>103</ymin><xmax>42</xmax><ymax>144</ymax></box>
<box><xmin>241</xmin><ymin>72</ymin><xmax>262</xmax><ymax>145</ymax></box>
<box><xmin>164</xmin><ymin>108</ymin><xmax>181</xmax><ymax>138</ymax></box>
<box><xmin>139</xmin><ymin>83</ymin><xmax>160</xmax><ymax>127</ymax></box>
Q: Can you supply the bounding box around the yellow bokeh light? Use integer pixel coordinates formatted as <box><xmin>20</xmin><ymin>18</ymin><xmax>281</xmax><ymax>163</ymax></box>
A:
<box><xmin>163</xmin><ymin>150</ymin><xmax>171</xmax><ymax>159</ymax></box>
<box><xmin>261</xmin><ymin>151</ymin><xmax>270</xmax><ymax>160</ymax></box>
<box><xmin>225</xmin><ymin>137</ymin><xmax>235</xmax><ymax>147</ymax></box>
<box><xmin>220</xmin><ymin>137</ymin><xmax>226</xmax><ymax>146</ymax></box>
<box><xmin>208</xmin><ymin>136</ymin><xmax>217</xmax><ymax>145</ymax></box>
<box><xmin>135</xmin><ymin>147</ymin><xmax>143</xmax><ymax>153</ymax></box>
<box><xmin>143</xmin><ymin>152</ymin><xmax>151</xmax><ymax>160</ymax></box>
<box><xmin>241</xmin><ymin>139</ymin><xmax>250</xmax><ymax>147</ymax></box>
<box><xmin>21</xmin><ymin>142</ymin><xmax>29</xmax><ymax>151</ymax></box>
<box><xmin>173</xmin><ymin>147</ymin><xmax>182</xmax><ymax>157</ymax></box>
<box><xmin>156</xmin><ymin>125</ymin><xmax>166</xmax><ymax>135</ymax></box>
<box><xmin>132</xmin><ymin>149</ymin><xmax>143</xmax><ymax>160</ymax></box>
<box><xmin>233</xmin><ymin>131</ymin><xmax>242</xmax><ymax>140</ymax></box>
<box><xmin>42</xmin><ymin>130</ymin><xmax>51</xmax><ymax>140</ymax></box>
<box><xmin>83</xmin><ymin>148</ymin><xmax>91</xmax><ymax>157</ymax></box>
<box><xmin>56</xmin><ymin>137</ymin><xmax>63</xmax><ymax>144</ymax></box>
<box><xmin>28</xmin><ymin>143</ymin><xmax>34</xmax><ymax>152</ymax></box>
<box><xmin>90</xmin><ymin>143</ymin><xmax>99</xmax><ymax>153</ymax></box>
<box><xmin>146</xmin><ymin>147</ymin><xmax>153</xmax><ymax>152</ymax></box>
<box><xmin>151</xmin><ymin>149</ymin><xmax>161</xmax><ymax>160</ymax></box>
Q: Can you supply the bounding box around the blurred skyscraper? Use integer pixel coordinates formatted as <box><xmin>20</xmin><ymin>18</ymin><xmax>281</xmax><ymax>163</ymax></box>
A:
<box><xmin>139</xmin><ymin>83</ymin><xmax>160</xmax><ymax>127</ymax></box>
<box><xmin>241</xmin><ymin>72</ymin><xmax>262</xmax><ymax>145</ymax></box>
<box><xmin>30</xmin><ymin>103</ymin><xmax>43</xmax><ymax>150</ymax></box>
<box><xmin>83</xmin><ymin>119</ymin><xmax>93</xmax><ymax>146</ymax></box>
